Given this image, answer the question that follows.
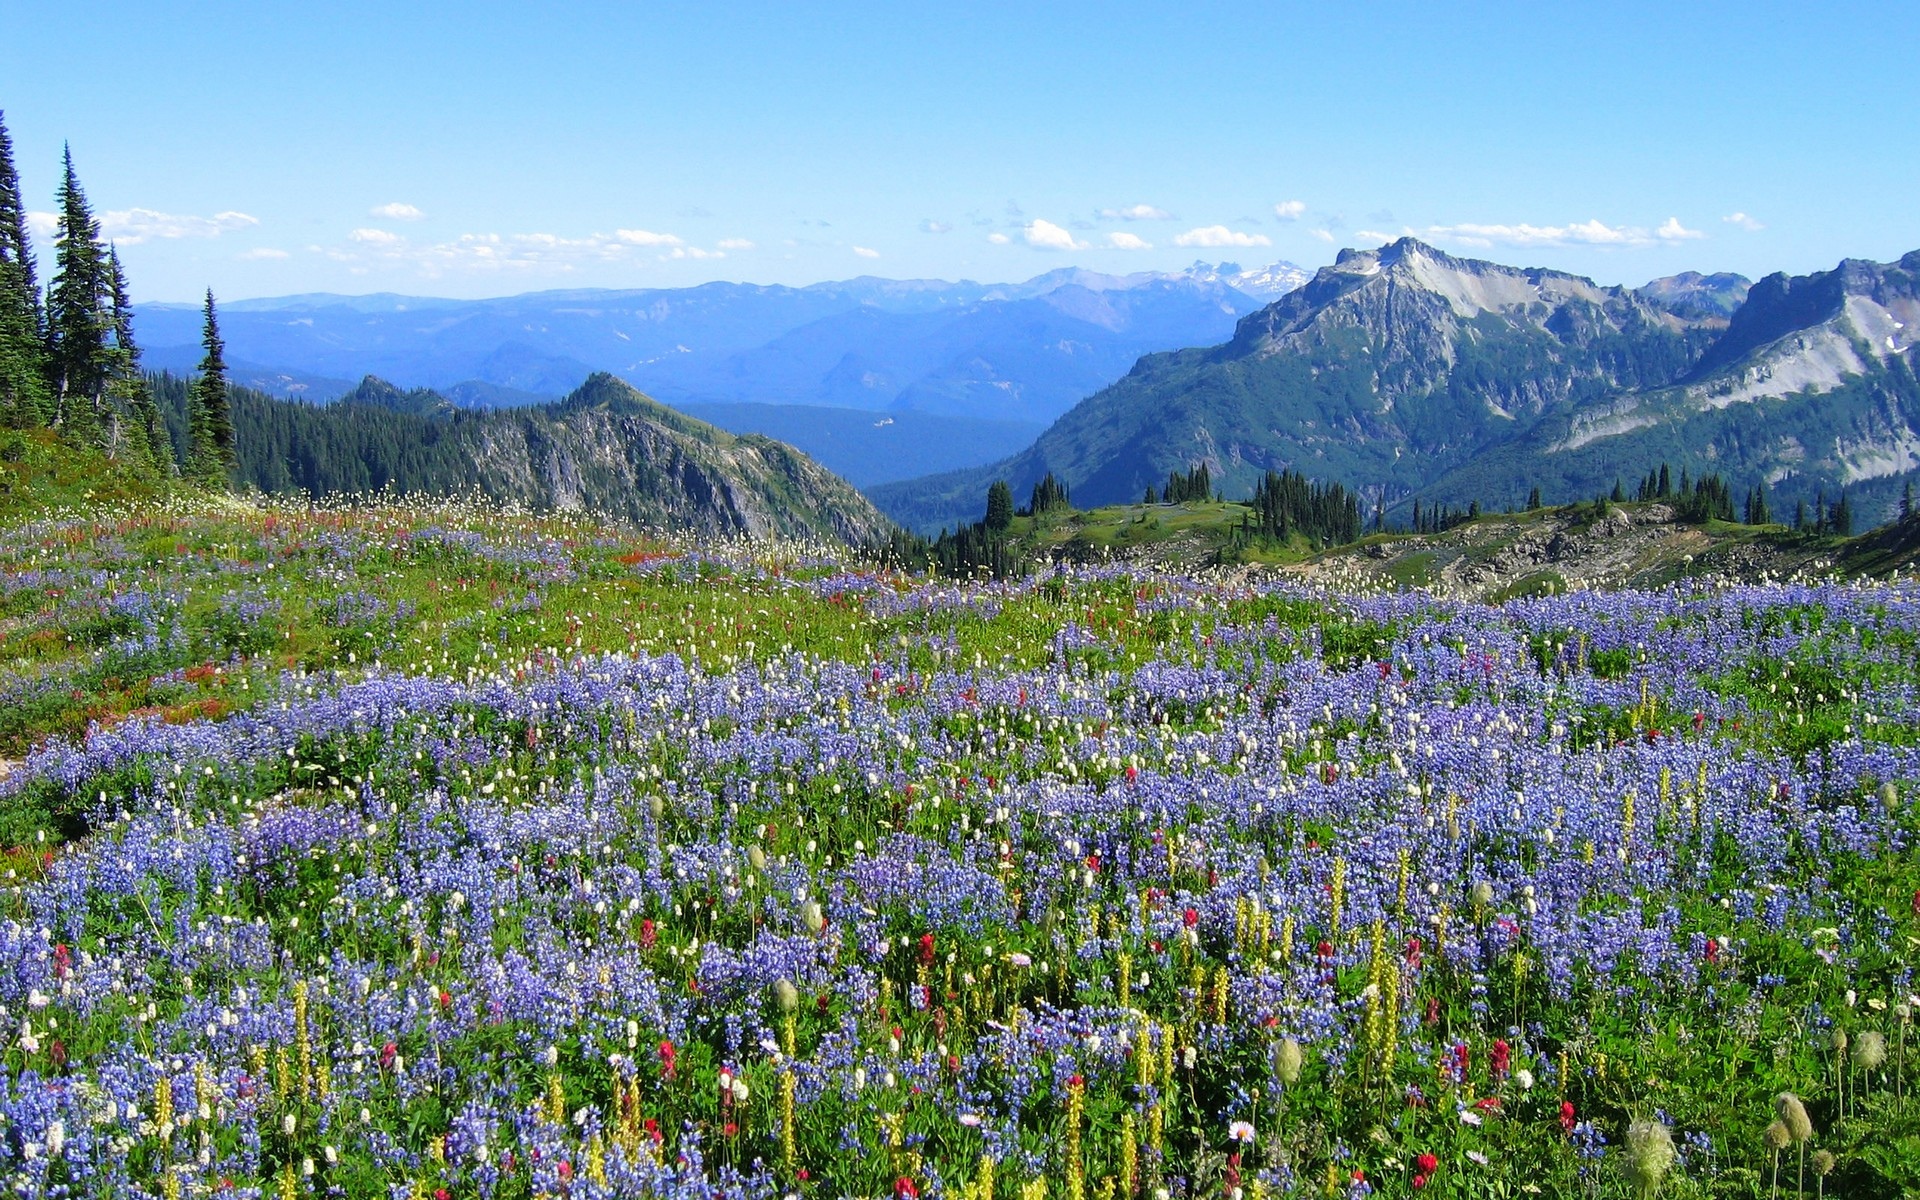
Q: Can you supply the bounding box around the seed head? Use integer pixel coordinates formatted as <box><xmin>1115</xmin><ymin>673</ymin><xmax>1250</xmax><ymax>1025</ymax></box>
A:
<box><xmin>1851</xmin><ymin>1029</ymin><xmax>1887</xmax><ymax>1071</ymax></box>
<box><xmin>1774</xmin><ymin>1093</ymin><xmax>1813</xmax><ymax>1144</ymax></box>
<box><xmin>1273</xmin><ymin>1038</ymin><xmax>1303</xmax><ymax>1085</ymax></box>
<box><xmin>1471</xmin><ymin>881</ymin><xmax>1495</xmax><ymax>908</ymax></box>
<box><xmin>773</xmin><ymin>978</ymin><xmax>799</xmax><ymax>1014</ymax></box>
<box><xmin>1763</xmin><ymin>1120</ymin><xmax>1790</xmax><ymax>1151</ymax></box>
<box><xmin>1879</xmin><ymin>781</ymin><xmax>1900</xmax><ymax>811</ymax></box>
<box><xmin>1831</xmin><ymin>1027</ymin><xmax>1849</xmax><ymax>1054</ymax></box>
<box><xmin>1811</xmin><ymin>1149</ymin><xmax>1835</xmax><ymax>1177</ymax></box>
<box><xmin>1625</xmin><ymin>1119</ymin><xmax>1675</xmax><ymax>1197</ymax></box>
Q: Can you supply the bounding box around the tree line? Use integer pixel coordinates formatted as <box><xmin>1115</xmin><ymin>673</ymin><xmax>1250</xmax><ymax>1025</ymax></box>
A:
<box><xmin>0</xmin><ymin>111</ymin><xmax>232</xmax><ymax>483</ymax></box>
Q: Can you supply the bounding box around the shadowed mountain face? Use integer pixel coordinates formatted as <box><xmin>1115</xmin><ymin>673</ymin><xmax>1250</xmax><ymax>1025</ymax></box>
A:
<box><xmin>871</xmin><ymin>240</ymin><xmax>1920</xmax><ymax>534</ymax></box>
<box><xmin>219</xmin><ymin>372</ymin><xmax>894</xmax><ymax>544</ymax></box>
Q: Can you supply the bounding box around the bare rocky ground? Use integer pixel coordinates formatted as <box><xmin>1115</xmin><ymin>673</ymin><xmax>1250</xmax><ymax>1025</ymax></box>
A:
<box><xmin>1283</xmin><ymin>504</ymin><xmax>1920</xmax><ymax>600</ymax></box>
<box><xmin>1079</xmin><ymin>502</ymin><xmax>1920</xmax><ymax>600</ymax></box>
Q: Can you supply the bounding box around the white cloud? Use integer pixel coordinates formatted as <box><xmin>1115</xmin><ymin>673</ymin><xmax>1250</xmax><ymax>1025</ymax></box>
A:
<box><xmin>1107</xmin><ymin>231</ymin><xmax>1153</xmax><ymax>251</ymax></box>
<box><xmin>1355</xmin><ymin>230</ymin><xmax>1393</xmax><ymax>244</ymax></box>
<box><xmin>1308</xmin><ymin>229</ymin><xmax>1334</xmax><ymax>243</ymax></box>
<box><xmin>1097</xmin><ymin>204</ymin><xmax>1174</xmax><ymax>221</ymax></box>
<box><xmin>1272</xmin><ymin>200</ymin><xmax>1307</xmax><ymax>221</ymax></box>
<box><xmin>350</xmin><ymin>227</ymin><xmax>405</xmax><ymax>246</ymax></box>
<box><xmin>615</xmin><ymin>228</ymin><xmax>684</xmax><ymax>247</ymax></box>
<box><xmin>370</xmin><ymin>202</ymin><xmax>424</xmax><ymax>221</ymax></box>
<box><xmin>1023</xmin><ymin>219</ymin><xmax>1087</xmax><ymax>251</ymax></box>
<box><xmin>1723</xmin><ymin>211</ymin><xmax>1765</xmax><ymax>232</ymax></box>
<box><xmin>77</xmin><ymin>208</ymin><xmax>260</xmax><ymax>245</ymax></box>
<box><xmin>920</xmin><ymin>219</ymin><xmax>953</xmax><ymax>234</ymax></box>
<box><xmin>25</xmin><ymin>211</ymin><xmax>56</xmax><ymax>238</ymax></box>
<box><xmin>853</xmin><ymin>246</ymin><xmax>880</xmax><ymax>258</ymax></box>
<box><xmin>1420</xmin><ymin>217</ymin><xmax>1705</xmax><ymax>250</ymax></box>
<box><xmin>240</xmin><ymin>247</ymin><xmax>291</xmax><ymax>260</ymax></box>
<box><xmin>986</xmin><ymin>232</ymin><xmax>1011</xmax><ymax>245</ymax></box>
<box><xmin>717</xmin><ymin>238</ymin><xmax>756</xmax><ymax>250</ymax></box>
<box><xmin>1174</xmin><ymin>225</ymin><xmax>1272</xmax><ymax>249</ymax></box>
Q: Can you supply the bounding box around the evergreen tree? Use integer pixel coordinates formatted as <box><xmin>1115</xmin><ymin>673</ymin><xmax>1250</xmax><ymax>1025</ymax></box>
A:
<box><xmin>0</xmin><ymin>110</ymin><xmax>50</xmax><ymax>428</ymax></box>
<box><xmin>1026</xmin><ymin>472</ymin><xmax>1069</xmax><ymax>517</ymax></box>
<box><xmin>1526</xmin><ymin>486</ymin><xmax>1541</xmax><ymax>511</ymax></box>
<box><xmin>1656</xmin><ymin>463</ymin><xmax>1671</xmax><ymax>498</ymax></box>
<box><xmin>1903</xmin><ymin>480</ymin><xmax>1913</xmax><ymax>522</ymax></box>
<box><xmin>104</xmin><ymin>248</ymin><xmax>168</xmax><ymax>469</ymax></box>
<box><xmin>1744</xmin><ymin>484</ymin><xmax>1772</xmax><ymax>527</ymax></box>
<box><xmin>45</xmin><ymin>145</ymin><xmax>110</xmax><ymax>442</ymax></box>
<box><xmin>189</xmin><ymin>290</ymin><xmax>235</xmax><ymax>481</ymax></box>
<box><xmin>983</xmin><ymin>479</ymin><xmax>1013</xmax><ymax>531</ymax></box>
<box><xmin>1831</xmin><ymin>490</ymin><xmax>1853</xmax><ymax>537</ymax></box>
<box><xmin>1610</xmin><ymin>479</ymin><xmax>1625</xmax><ymax>503</ymax></box>
<box><xmin>1143</xmin><ymin>484</ymin><xmax>1159</xmax><ymax>505</ymax></box>
<box><xmin>1793</xmin><ymin>499</ymin><xmax>1807</xmax><ymax>532</ymax></box>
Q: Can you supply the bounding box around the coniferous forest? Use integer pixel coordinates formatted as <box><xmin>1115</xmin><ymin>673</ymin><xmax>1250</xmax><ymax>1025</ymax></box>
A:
<box><xmin>0</xmin><ymin>111</ymin><xmax>231</xmax><ymax>481</ymax></box>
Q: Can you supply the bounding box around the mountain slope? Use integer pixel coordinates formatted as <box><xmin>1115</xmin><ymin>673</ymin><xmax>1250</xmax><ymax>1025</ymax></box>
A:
<box><xmin>201</xmin><ymin>372</ymin><xmax>893</xmax><ymax>544</ymax></box>
<box><xmin>871</xmin><ymin>238</ymin><xmax>1714</xmax><ymax>531</ymax></box>
<box><xmin>1426</xmin><ymin>251</ymin><xmax>1920</xmax><ymax>511</ymax></box>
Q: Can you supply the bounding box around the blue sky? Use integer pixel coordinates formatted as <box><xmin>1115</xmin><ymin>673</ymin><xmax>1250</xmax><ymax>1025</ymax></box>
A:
<box><xmin>6</xmin><ymin>1</ymin><xmax>1917</xmax><ymax>302</ymax></box>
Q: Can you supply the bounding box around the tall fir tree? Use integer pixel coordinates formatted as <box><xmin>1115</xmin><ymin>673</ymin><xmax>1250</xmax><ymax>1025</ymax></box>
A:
<box><xmin>189</xmin><ymin>289</ymin><xmax>234</xmax><ymax>482</ymax></box>
<box><xmin>45</xmin><ymin>145</ymin><xmax>109</xmax><ymax>443</ymax></box>
<box><xmin>105</xmin><ymin>247</ymin><xmax>169</xmax><ymax>470</ymax></box>
<box><xmin>0</xmin><ymin>110</ymin><xmax>50</xmax><ymax>427</ymax></box>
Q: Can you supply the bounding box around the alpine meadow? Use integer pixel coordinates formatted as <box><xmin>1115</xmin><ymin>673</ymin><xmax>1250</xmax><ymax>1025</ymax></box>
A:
<box><xmin>3</xmin><ymin>5</ymin><xmax>1920</xmax><ymax>1199</ymax></box>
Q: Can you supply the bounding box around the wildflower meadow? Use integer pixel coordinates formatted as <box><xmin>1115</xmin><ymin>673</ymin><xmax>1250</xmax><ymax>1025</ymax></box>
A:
<box><xmin>0</xmin><ymin>496</ymin><xmax>1916</xmax><ymax>1198</ymax></box>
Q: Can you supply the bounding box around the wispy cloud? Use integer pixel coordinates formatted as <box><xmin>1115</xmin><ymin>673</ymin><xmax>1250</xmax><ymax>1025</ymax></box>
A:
<box><xmin>920</xmin><ymin>219</ymin><xmax>952</xmax><ymax>234</ymax></box>
<box><xmin>1354</xmin><ymin>230</ymin><xmax>1394</xmax><ymax>244</ymax></box>
<box><xmin>239</xmin><ymin>247</ymin><xmax>291</xmax><ymax>260</ymax></box>
<box><xmin>1023</xmin><ymin>219</ymin><xmax>1087</xmax><ymax>251</ymax></box>
<box><xmin>1308</xmin><ymin>229</ymin><xmax>1334</xmax><ymax>243</ymax></box>
<box><xmin>1272</xmin><ymin>200</ymin><xmax>1307</xmax><ymax>221</ymax></box>
<box><xmin>323</xmin><ymin>225</ymin><xmax>726</xmax><ymax>275</ymax></box>
<box><xmin>1174</xmin><ymin>225</ymin><xmax>1272</xmax><ymax>249</ymax></box>
<box><xmin>615</xmin><ymin>228</ymin><xmax>683</xmax><ymax>247</ymax></box>
<box><xmin>853</xmin><ymin>246</ymin><xmax>880</xmax><ymax>259</ymax></box>
<box><xmin>370</xmin><ymin>202</ymin><xmax>424</xmax><ymax>220</ymax></box>
<box><xmin>1420</xmin><ymin>217</ymin><xmax>1707</xmax><ymax>250</ymax></box>
<box><xmin>70</xmin><ymin>208</ymin><xmax>260</xmax><ymax>245</ymax></box>
<box><xmin>1106</xmin><ymin>231</ymin><xmax>1152</xmax><ymax>251</ymax></box>
<box><xmin>1723</xmin><ymin>211</ymin><xmax>1765</xmax><ymax>232</ymax></box>
<box><xmin>25</xmin><ymin>212</ymin><xmax>55</xmax><ymax>238</ymax></box>
<box><xmin>986</xmin><ymin>232</ymin><xmax>1011</xmax><ymax>245</ymax></box>
<box><xmin>1097</xmin><ymin>204</ymin><xmax>1174</xmax><ymax>221</ymax></box>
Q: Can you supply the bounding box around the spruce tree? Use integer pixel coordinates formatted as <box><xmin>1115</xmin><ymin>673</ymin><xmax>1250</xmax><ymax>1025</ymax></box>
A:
<box><xmin>983</xmin><ymin>479</ymin><xmax>1013</xmax><ymax>531</ymax></box>
<box><xmin>1903</xmin><ymin>480</ymin><xmax>1913</xmax><ymax>522</ymax></box>
<box><xmin>0</xmin><ymin>110</ymin><xmax>50</xmax><ymax>427</ymax></box>
<box><xmin>105</xmin><ymin>248</ymin><xmax>169</xmax><ymax>470</ymax></box>
<box><xmin>189</xmin><ymin>290</ymin><xmax>234</xmax><ymax>482</ymax></box>
<box><xmin>45</xmin><ymin>145</ymin><xmax>109</xmax><ymax>442</ymax></box>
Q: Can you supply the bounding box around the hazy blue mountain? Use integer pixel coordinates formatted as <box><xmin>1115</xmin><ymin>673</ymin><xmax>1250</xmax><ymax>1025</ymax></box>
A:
<box><xmin>871</xmin><ymin>241</ymin><xmax>1920</xmax><ymax>533</ymax></box>
<box><xmin>131</xmin><ymin>262</ymin><xmax>1304</xmax><ymax>435</ymax></box>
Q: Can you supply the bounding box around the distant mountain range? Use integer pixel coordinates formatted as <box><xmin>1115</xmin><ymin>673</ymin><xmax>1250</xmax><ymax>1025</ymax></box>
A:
<box><xmin>134</xmin><ymin>262</ymin><xmax>1307</xmax><ymax>484</ymax></box>
<box><xmin>871</xmin><ymin>239</ymin><xmax>1919</xmax><ymax>533</ymax></box>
